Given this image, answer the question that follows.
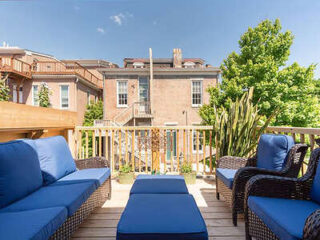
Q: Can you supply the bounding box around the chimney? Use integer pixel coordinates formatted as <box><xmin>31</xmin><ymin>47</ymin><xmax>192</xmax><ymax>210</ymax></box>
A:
<box><xmin>173</xmin><ymin>48</ymin><xmax>182</xmax><ymax>68</ymax></box>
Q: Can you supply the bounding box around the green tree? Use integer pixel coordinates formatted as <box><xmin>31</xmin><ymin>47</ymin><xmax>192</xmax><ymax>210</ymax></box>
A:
<box><xmin>200</xmin><ymin>19</ymin><xmax>320</xmax><ymax>127</ymax></box>
<box><xmin>38</xmin><ymin>82</ymin><xmax>52</xmax><ymax>107</ymax></box>
<box><xmin>0</xmin><ymin>73</ymin><xmax>10</xmax><ymax>101</ymax></box>
<box><xmin>83</xmin><ymin>100</ymin><xmax>103</xmax><ymax>126</ymax></box>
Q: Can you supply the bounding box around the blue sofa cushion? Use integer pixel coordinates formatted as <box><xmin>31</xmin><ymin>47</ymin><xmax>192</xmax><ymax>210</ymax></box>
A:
<box><xmin>248</xmin><ymin>196</ymin><xmax>320</xmax><ymax>240</ymax></box>
<box><xmin>35</xmin><ymin>136</ymin><xmax>76</xmax><ymax>185</ymax></box>
<box><xmin>136</xmin><ymin>174</ymin><xmax>184</xmax><ymax>180</ymax></box>
<box><xmin>130</xmin><ymin>177</ymin><xmax>189</xmax><ymax>195</ymax></box>
<box><xmin>216</xmin><ymin>168</ymin><xmax>237</xmax><ymax>189</ymax></box>
<box><xmin>1</xmin><ymin>181</ymin><xmax>96</xmax><ymax>216</ymax></box>
<box><xmin>311</xmin><ymin>155</ymin><xmax>320</xmax><ymax>204</ymax></box>
<box><xmin>0</xmin><ymin>207</ymin><xmax>67</xmax><ymax>240</ymax></box>
<box><xmin>53</xmin><ymin>168</ymin><xmax>111</xmax><ymax>188</ymax></box>
<box><xmin>0</xmin><ymin>139</ymin><xmax>43</xmax><ymax>208</ymax></box>
<box><xmin>117</xmin><ymin>194</ymin><xmax>208</xmax><ymax>240</ymax></box>
<box><xmin>256</xmin><ymin>134</ymin><xmax>295</xmax><ymax>171</ymax></box>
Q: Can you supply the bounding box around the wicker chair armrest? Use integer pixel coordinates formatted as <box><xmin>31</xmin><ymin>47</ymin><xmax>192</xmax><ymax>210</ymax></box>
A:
<box><xmin>232</xmin><ymin>167</ymin><xmax>285</xmax><ymax>206</ymax></box>
<box><xmin>303</xmin><ymin>210</ymin><xmax>320</xmax><ymax>240</ymax></box>
<box><xmin>245</xmin><ymin>175</ymin><xmax>308</xmax><ymax>202</ymax></box>
<box><xmin>75</xmin><ymin>157</ymin><xmax>109</xmax><ymax>170</ymax></box>
<box><xmin>217</xmin><ymin>156</ymin><xmax>253</xmax><ymax>169</ymax></box>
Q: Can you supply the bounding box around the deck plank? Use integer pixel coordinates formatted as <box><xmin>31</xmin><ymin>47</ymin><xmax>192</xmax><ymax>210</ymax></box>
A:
<box><xmin>72</xmin><ymin>179</ymin><xmax>245</xmax><ymax>239</ymax></box>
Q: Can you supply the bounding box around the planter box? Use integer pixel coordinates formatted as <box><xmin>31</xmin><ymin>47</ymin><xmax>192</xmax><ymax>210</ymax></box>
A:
<box><xmin>118</xmin><ymin>172</ymin><xmax>135</xmax><ymax>184</ymax></box>
<box><xmin>181</xmin><ymin>172</ymin><xmax>196</xmax><ymax>184</ymax></box>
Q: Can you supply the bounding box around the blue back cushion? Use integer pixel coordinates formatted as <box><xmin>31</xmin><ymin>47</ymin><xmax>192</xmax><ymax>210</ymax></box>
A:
<box><xmin>311</xmin><ymin>156</ymin><xmax>320</xmax><ymax>204</ymax></box>
<box><xmin>256</xmin><ymin>134</ymin><xmax>295</xmax><ymax>171</ymax></box>
<box><xmin>0</xmin><ymin>139</ymin><xmax>43</xmax><ymax>208</ymax></box>
<box><xmin>35</xmin><ymin>136</ymin><xmax>76</xmax><ymax>185</ymax></box>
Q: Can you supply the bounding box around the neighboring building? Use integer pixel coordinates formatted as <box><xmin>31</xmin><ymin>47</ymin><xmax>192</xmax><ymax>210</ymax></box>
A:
<box><xmin>100</xmin><ymin>48</ymin><xmax>221</xmax><ymax>127</ymax></box>
<box><xmin>0</xmin><ymin>45</ymin><xmax>117</xmax><ymax>124</ymax></box>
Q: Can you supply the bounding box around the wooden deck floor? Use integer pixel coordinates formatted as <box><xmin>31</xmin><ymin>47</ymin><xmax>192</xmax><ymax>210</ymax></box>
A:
<box><xmin>72</xmin><ymin>178</ymin><xmax>245</xmax><ymax>240</ymax></box>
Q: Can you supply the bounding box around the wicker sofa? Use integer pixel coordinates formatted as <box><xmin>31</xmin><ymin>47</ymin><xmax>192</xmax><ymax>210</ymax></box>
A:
<box><xmin>215</xmin><ymin>134</ymin><xmax>308</xmax><ymax>226</ymax></box>
<box><xmin>244</xmin><ymin>147</ymin><xmax>320</xmax><ymax>240</ymax></box>
<box><xmin>0</xmin><ymin>136</ymin><xmax>111</xmax><ymax>240</ymax></box>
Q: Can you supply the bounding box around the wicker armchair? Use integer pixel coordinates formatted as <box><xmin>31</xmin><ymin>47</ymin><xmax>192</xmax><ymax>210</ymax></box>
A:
<box><xmin>50</xmin><ymin>157</ymin><xmax>111</xmax><ymax>240</ymax></box>
<box><xmin>244</xmin><ymin>148</ymin><xmax>320</xmax><ymax>240</ymax></box>
<box><xmin>216</xmin><ymin>143</ymin><xmax>308</xmax><ymax>226</ymax></box>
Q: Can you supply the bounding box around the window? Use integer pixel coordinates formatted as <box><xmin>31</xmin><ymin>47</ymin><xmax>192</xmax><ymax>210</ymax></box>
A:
<box><xmin>117</xmin><ymin>81</ymin><xmax>128</xmax><ymax>107</ymax></box>
<box><xmin>192</xmin><ymin>81</ymin><xmax>202</xmax><ymax>106</ymax></box>
<box><xmin>60</xmin><ymin>85</ymin><xmax>69</xmax><ymax>109</ymax></box>
<box><xmin>32</xmin><ymin>85</ymin><xmax>39</xmax><ymax>106</ymax></box>
<box><xmin>13</xmin><ymin>85</ymin><xmax>23</xmax><ymax>103</ymax></box>
<box><xmin>192</xmin><ymin>130</ymin><xmax>203</xmax><ymax>153</ymax></box>
<box><xmin>87</xmin><ymin>91</ymin><xmax>90</xmax><ymax>105</ymax></box>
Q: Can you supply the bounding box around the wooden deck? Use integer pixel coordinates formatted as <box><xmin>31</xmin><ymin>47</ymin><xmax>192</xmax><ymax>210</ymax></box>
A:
<box><xmin>72</xmin><ymin>178</ymin><xmax>245</xmax><ymax>240</ymax></box>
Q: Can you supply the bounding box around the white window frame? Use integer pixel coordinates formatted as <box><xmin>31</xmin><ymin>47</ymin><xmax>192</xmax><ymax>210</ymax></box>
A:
<box><xmin>117</xmin><ymin>80</ymin><xmax>128</xmax><ymax>108</ymax></box>
<box><xmin>32</xmin><ymin>85</ymin><xmax>39</xmax><ymax>106</ymax></box>
<box><xmin>191</xmin><ymin>80</ymin><xmax>203</xmax><ymax>107</ymax></box>
<box><xmin>192</xmin><ymin>130</ymin><xmax>203</xmax><ymax>153</ymax></box>
<box><xmin>13</xmin><ymin>84</ymin><xmax>17</xmax><ymax>103</ymax></box>
<box><xmin>60</xmin><ymin>85</ymin><xmax>69</xmax><ymax>109</ymax></box>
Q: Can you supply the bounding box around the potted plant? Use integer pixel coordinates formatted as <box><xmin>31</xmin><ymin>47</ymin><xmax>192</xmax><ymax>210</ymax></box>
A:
<box><xmin>180</xmin><ymin>162</ymin><xmax>196</xmax><ymax>184</ymax></box>
<box><xmin>118</xmin><ymin>164</ymin><xmax>134</xmax><ymax>184</ymax></box>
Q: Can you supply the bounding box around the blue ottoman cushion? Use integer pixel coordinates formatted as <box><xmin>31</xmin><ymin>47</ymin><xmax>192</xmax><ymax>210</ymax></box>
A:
<box><xmin>117</xmin><ymin>194</ymin><xmax>208</xmax><ymax>240</ymax></box>
<box><xmin>136</xmin><ymin>174</ymin><xmax>184</xmax><ymax>180</ymax></box>
<box><xmin>130</xmin><ymin>177</ymin><xmax>188</xmax><ymax>195</ymax></box>
<box><xmin>1</xmin><ymin>181</ymin><xmax>96</xmax><ymax>216</ymax></box>
<box><xmin>54</xmin><ymin>168</ymin><xmax>111</xmax><ymax>187</ymax></box>
<box><xmin>0</xmin><ymin>207</ymin><xmax>67</xmax><ymax>240</ymax></box>
<box><xmin>256</xmin><ymin>134</ymin><xmax>295</xmax><ymax>171</ymax></box>
<box><xmin>35</xmin><ymin>136</ymin><xmax>76</xmax><ymax>185</ymax></box>
<box><xmin>311</xmin><ymin>154</ymin><xmax>320</xmax><ymax>204</ymax></box>
<box><xmin>0</xmin><ymin>139</ymin><xmax>43</xmax><ymax>208</ymax></box>
<box><xmin>216</xmin><ymin>168</ymin><xmax>237</xmax><ymax>189</ymax></box>
<box><xmin>248</xmin><ymin>196</ymin><xmax>320</xmax><ymax>240</ymax></box>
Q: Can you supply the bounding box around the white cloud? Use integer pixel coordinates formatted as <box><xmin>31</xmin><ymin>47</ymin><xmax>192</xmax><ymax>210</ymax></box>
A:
<box><xmin>110</xmin><ymin>12</ymin><xmax>133</xmax><ymax>26</ymax></box>
<box><xmin>97</xmin><ymin>27</ymin><xmax>105</xmax><ymax>34</ymax></box>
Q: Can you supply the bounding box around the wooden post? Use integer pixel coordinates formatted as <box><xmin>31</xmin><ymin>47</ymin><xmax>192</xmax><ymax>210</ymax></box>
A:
<box><xmin>92</xmin><ymin>130</ymin><xmax>96</xmax><ymax>157</ymax></box>
<box><xmin>209</xmin><ymin>131</ymin><xmax>213</xmax><ymax>174</ymax></box>
<box><xmin>85</xmin><ymin>131</ymin><xmax>89</xmax><ymax>158</ymax></box>
<box><xmin>138</xmin><ymin>131</ymin><xmax>141</xmax><ymax>172</ymax></box>
<box><xmin>118</xmin><ymin>130</ymin><xmax>122</xmax><ymax>168</ymax></box>
<box><xmin>170</xmin><ymin>130</ymin><xmax>173</xmax><ymax>171</ymax></box>
<box><xmin>189</xmin><ymin>129</ymin><xmax>193</xmax><ymax>164</ymax></box>
<box><xmin>176</xmin><ymin>130</ymin><xmax>179</xmax><ymax>172</ymax></box>
<box><xmin>183</xmin><ymin>130</ymin><xmax>186</xmax><ymax>164</ymax></box>
<box><xmin>111</xmin><ymin>130</ymin><xmax>115</xmax><ymax>172</ymax></box>
<box><xmin>196</xmin><ymin>130</ymin><xmax>199</xmax><ymax>173</ymax></box>
<box><xmin>203</xmin><ymin>130</ymin><xmax>206</xmax><ymax>175</ymax></box>
<box><xmin>99</xmin><ymin>129</ymin><xmax>102</xmax><ymax>157</ymax></box>
<box><xmin>125</xmin><ymin>130</ymin><xmax>128</xmax><ymax>164</ymax></box>
<box><xmin>131</xmin><ymin>130</ymin><xmax>135</xmax><ymax>171</ymax></box>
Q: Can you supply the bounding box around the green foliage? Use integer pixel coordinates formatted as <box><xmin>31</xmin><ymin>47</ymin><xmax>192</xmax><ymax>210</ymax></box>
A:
<box><xmin>0</xmin><ymin>76</ymin><xmax>10</xmax><ymax>101</ymax></box>
<box><xmin>38</xmin><ymin>82</ymin><xmax>52</xmax><ymax>107</ymax></box>
<box><xmin>119</xmin><ymin>164</ymin><xmax>132</xmax><ymax>173</ymax></box>
<box><xmin>200</xmin><ymin>19</ymin><xmax>320</xmax><ymax>127</ymax></box>
<box><xmin>180</xmin><ymin>162</ymin><xmax>193</xmax><ymax>173</ymax></box>
<box><xmin>214</xmin><ymin>88</ymin><xmax>275</xmax><ymax>157</ymax></box>
<box><xmin>83</xmin><ymin>100</ymin><xmax>103</xmax><ymax>126</ymax></box>
<box><xmin>81</xmin><ymin>100</ymin><xmax>103</xmax><ymax>157</ymax></box>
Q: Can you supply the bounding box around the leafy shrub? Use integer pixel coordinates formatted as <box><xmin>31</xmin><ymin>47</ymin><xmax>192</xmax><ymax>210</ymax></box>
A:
<box><xmin>119</xmin><ymin>164</ymin><xmax>132</xmax><ymax>173</ymax></box>
<box><xmin>180</xmin><ymin>162</ymin><xmax>193</xmax><ymax>174</ymax></box>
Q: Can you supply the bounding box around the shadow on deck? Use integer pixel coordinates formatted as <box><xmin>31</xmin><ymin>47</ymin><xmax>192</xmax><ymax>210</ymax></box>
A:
<box><xmin>72</xmin><ymin>179</ymin><xmax>245</xmax><ymax>240</ymax></box>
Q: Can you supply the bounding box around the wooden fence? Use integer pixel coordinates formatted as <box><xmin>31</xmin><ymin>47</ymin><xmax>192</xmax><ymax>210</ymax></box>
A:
<box><xmin>76</xmin><ymin>125</ymin><xmax>320</xmax><ymax>175</ymax></box>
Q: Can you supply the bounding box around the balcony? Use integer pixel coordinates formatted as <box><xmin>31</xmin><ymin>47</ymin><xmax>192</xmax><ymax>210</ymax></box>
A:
<box><xmin>0</xmin><ymin>57</ymin><xmax>32</xmax><ymax>79</ymax></box>
<box><xmin>32</xmin><ymin>61</ymin><xmax>103</xmax><ymax>88</ymax></box>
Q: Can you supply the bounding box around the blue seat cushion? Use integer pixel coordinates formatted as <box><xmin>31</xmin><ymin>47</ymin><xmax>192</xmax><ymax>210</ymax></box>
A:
<box><xmin>130</xmin><ymin>178</ymin><xmax>188</xmax><ymax>195</ymax></box>
<box><xmin>117</xmin><ymin>194</ymin><xmax>208</xmax><ymax>240</ymax></box>
<box><xmin>54</xmin><ymin>168</ymin><xmax>111</xmax><ymax>188</ymax></box>
<box><xmin>0</xmin><ymin>139</ymin><xmax>43</xmax><ymax>208</ymax></box>
<box><xmin>136</xmin><ymin>174</ymin><xmax>184</xmax><ymax>180</ymax></box>
<box><xmin>1</xmin><ymin>181</ymin><xmax>96</xmax><ymax>216</ymax></box>
<box><xmin>35</xmin><ymin>136</ymin><xmax>76</xmax><ymax>185</ymax></box>
<box><xmin>216</xmin><ymin>168</ymin><xmax>237</xmax><ymax>189</ymax></box>
<box><xmin>248</xmin><ymin>196</ymin><xmax>320</xmax><ymax>240</ymax></box>
<box><xmin>0</xmin><ymin>207</ymin><xmax>67</xmax><ymax>240</ymax></box>
<box><xmin>311</xmin><ymin>154</ymin><xmax>320</xmax><ymax>204</ymax></box>
<box><xmin>256</xmin><ymin>134</ymin><xmax>295</xmax><ymax>171</ymax></box>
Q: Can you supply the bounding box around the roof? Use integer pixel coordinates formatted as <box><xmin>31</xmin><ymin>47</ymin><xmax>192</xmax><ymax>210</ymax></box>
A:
<box><xmin>124</xmin><ymin>58</ymin><xmax>205</xmax><ymax>64</ymax></box>
<box><xmin>62</xmin><ymin>59</ymin><xmax>119</xmax><ymax>68</ymax></box>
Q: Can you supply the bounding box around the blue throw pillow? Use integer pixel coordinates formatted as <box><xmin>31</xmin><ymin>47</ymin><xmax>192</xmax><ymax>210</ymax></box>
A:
<box><xmin>35</xmin><ymin>136</ymin><xmax>76</xmax><ymax>185</ymax></box>
<box><xmin>311</xmin><ymin>156</ymin><xmax>320</xmax><ymax>204</ymax></box>
<box><xmin>0</xmin><ymin>139</ymin><xmax>43</xmax><ymax>208</ymax></box>
<box><xmin>256</xmin><ymin>134</ymin><xmax>295</xmax><ymax>171</ymax></box>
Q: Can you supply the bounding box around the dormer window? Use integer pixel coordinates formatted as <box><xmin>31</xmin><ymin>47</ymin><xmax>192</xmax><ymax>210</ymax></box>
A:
<box><xmin>184</xmin><ymin>61</ymin><xmax>195</xmax><ymax>68</ymax></box>
<box><xmin>133</xmin><ymin>62</ymin><xmax>144</xmax><ymax>68</ymax></box>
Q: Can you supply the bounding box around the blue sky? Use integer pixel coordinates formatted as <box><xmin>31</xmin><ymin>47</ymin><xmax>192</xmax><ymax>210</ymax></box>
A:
<box><xmin>0</xmin><ymin>0</ymin><xmax>319</xmax><ymax>77</ymax></box>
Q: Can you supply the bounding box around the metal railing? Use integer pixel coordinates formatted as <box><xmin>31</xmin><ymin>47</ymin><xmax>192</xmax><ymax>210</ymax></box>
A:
<box><xmin>113</xmin><ymin>101</ymin><xmax>152</xmax><ymax>125</ymax></box>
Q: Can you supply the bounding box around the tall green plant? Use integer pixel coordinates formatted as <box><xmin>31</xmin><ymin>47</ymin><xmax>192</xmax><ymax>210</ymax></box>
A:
<box><xmin>0</xmin><ymin>74</ymin><xmax>10</xmax><ymax>101</ymax></box>
<box><xmin>214</xmin><ymin>88</ymin><xmax>275</xmax><ymax>158</ymax></box>
<box><xmin>38</xmin><ymin>82</ymin><xmax>51</xmax><ymax>107</ymax></box>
